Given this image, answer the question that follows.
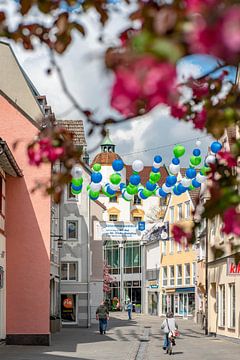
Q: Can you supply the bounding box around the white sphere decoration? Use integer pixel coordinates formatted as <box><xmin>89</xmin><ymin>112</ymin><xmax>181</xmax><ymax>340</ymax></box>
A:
<box><xmin>181</xmin><ymin>177</ymin><xmax>192</xmax><ymax>187</ymax></box>
<box><xmin>123</xmin><ymin>190</ymin><xmax>133</xmax><ymax>201</ymax></box>
<box><xmin>153</xmin><ymin>161</ymin><xmax>161</xmax><ymax>168</ymax></box>
<box><xmin>196</xmin><ymin>173</ymin><xmax>207</xmax><ymax>183</ymax></box>
<box><xmin>169</xmin><ymin>163</ymin><xmax>180</xmax><ymax>174</ymax></box>
<box><xmin>162</xmin><ymin>184</ymin><xmax>173</xmax><ymax>193</ymax></box>
<box><xmin>109</xmin><ymin>183</ymin><xmax>120</xmax><ymax>191</ymax></box>
<box><xmin>161</xmin><ymin>231</ymin><xmax>168</xmax><ymax>240</ymax></box>
<box><xmin>205</xmin><ymin>154</ymin><xmax>216</xmax><ymax>165</ymax></box>
<box><xmin>71</xmin><ymin>165</ymin><xmax>82</xmax><ymax>179</ymax></box>
<box><xmin>132</xmin><ymin>159</ymin><xmax>144</xmax><ymax>172</ymax></box>
<box><xmin>196</xmin><ymin>140</ymin><xmax>201</xmax><ymax>147</ymax></box>
<box><xmin>90</xmin><ymin>182</ymin><xmax>102</xmax><ymax>191</ymax></box>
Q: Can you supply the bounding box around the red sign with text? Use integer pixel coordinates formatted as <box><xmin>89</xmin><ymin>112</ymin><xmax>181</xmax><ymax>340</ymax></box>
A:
<box><xmin>63</xmin><ymin>298</ymin><xmax>73</xmax><ymax>309</ymax></box>
<box><xmin>227</xmin><ymin>258</ymin><xmax>240</xmax><ymax>275</ymax></box>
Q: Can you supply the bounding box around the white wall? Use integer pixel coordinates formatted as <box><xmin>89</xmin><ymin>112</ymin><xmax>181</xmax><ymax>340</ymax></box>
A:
<box><xmin>146</xmin><ymin>242</ymin><xmax>160</xmax><ymax>270</ymax></box>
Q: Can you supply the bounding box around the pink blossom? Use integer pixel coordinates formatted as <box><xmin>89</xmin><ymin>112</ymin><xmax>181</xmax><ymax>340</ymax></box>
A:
<box><xmin>172</xmin><ymin>225</ymin><xmax>191</xmax><ymax>244</ymax></box>
<box><xmin>111</xmin><ymin>57</ymin><xmax>177</xmax><ymax>116</ymax></box>
<box><xmin>191</xmin><ymin>80</ymin><xmax>209</xmax><ymax>98</ymax></box>
<box><xmin>171</xmin><ymin>104</ymin><xmax>187</xmax><ymax>119</ymax></box>
<box><xmin>185</xmin><ymin>0</ymin><xmax>217</xmax><ymax>13</ymax></box>
<box><xmin>222</xmin><ymin>7</ymin><xmax>240</xmax><ymax>53</ymax></box>
<box><xmin>192</xmin><ymin>108</ymin><xmax>207</xmax><ymax>130</ymax></box>
<box><xmin>217</xmin><ymin>150</ymin><xmax>237</xmax><ymax>167</ymax></box>
<box><xmin>223</xmin><ymin>208</ymin><xmax>240</xmax><ymax>236</ymax></box>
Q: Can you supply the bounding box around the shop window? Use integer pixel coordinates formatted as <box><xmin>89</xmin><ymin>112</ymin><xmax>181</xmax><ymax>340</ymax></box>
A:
<box><xmin>184</xmin><ymin>263</ymin><xmax>190</xmax><ymax>285</ymax></box>
<box><xmin>185</xmin><ymin>201</ymin><xmax>190</xmax><ymax>218</ymax></box>
<box><xmin>61</xmin><ymin>262</ymin><xmax>78</xmax><ymax>281</ymax></box>
<box><xmin>109</xmin><ymin>214</ymin><xmax>118</xmax><ymax>221</ymax></box>
<box><xmin>218</xmin><ymin>284</ymin><xmax>225</xmax><ymax>327</ymax></box>
<box><xmin>133</xmin><ymin>216</ymin><xmax>142</xmax><ymax>223</ymax></box>
<box><xmin>67</xmin><ymin>183</ymin><xmax>77</xmax><ymax>200</ymax></box>
<box><xmin>124</xmin><ymin>242</ymin><xmax>140</xmax><ymax>274</ymax></box>
<box><xmin>162</xmin><ymin>266</ymin><xmax>168</xmax><ymax>287</ymax></box>
<box><xmin>177</xmin><ymin>204</ymin><xmax>183</xmax><ymax>221</ymax></box>
<box><xmin>109</xmin><ymin>195</ymin><xmax>118</xmax><ymax>203</ymax></box>
<box><xmin>170</xmin><ymin>266</ymin><xmax>174</xmax><ymax>286</ymax></box>
<box><xmin>162</xmin><ymin>294</ymin><xmax>167</xmax><ymax>315</ymax></box>
<box><xmin>177</xmin><ymin>265</ymin><xmax>182</xmax><ymax>285</ymax></box>
<box><xmin>170</xmin><ymin>206</ymin><xmax>174</xmax><ymax>224</ymax></box>
<box><xmin>133</xmin><ymin>195</ymin><xmax>141</xmax><ymax>205</ymax></box>
<box><xmin>104</xmin><ymin>241</ymin><xmax>119</xmax><ymax>274</ymax></box>
<box><xmin>67</xmin><ymin>220</ymin><xmax>78</xmax><ymax>240</ymax></box>
<box><xmin>61</xmin><ymin>294</ymin><xmax>76</xmax><ymax>322</ymax></box>
<box><xmin>228</xmin><ymin>283</ymin><xmax>236</xmax><ymax>328</ymax></box>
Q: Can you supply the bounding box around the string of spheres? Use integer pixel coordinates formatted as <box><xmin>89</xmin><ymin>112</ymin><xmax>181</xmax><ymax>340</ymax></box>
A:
<box><xmin>70</xmin><ymin>141</ymin><xmax>222</xmax><ymax>201</ymax></box>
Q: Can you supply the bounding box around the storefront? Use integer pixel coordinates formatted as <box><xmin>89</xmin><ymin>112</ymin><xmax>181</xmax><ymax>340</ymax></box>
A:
<box><xmin>146</xmin><ymin>280</ymin><xmax>159</xmax><ymax>315</ymax></box>
<box><xmin>162</xmin><ymin>288</ymin><xmax>195</xmax><ymax>317</ymax></box>
<box><xmin>61</xmin><ymin>294</ymin><xmax>77</xmax><ymax>324</ymax></box>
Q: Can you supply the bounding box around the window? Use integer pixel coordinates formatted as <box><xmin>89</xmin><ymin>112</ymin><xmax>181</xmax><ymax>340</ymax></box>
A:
<box><xmin>133</xmin><ymin>216</ymin><xmax>142</xmax><ymax>222</ymax></box>
<box><xmin>184</xmin><ymin>238</ymin><xmax>189</xmax><ymax>251</ymax></box>
<box><xmin>169</xmin><ymin>238</ymin><xmax>174</xmax><ymax>254</ymax></box>
<box><xmin>184</xmin><ymin>263</ymin><xmax>190</xmax><ymax>285</ymax></box>
<box><xmin>162</xmin><ymin>266</ymin><xmax>168</xmax><ymax>287</ymax></box>
<box><xmin>61</xmin><ymin>262</ymin><xmax>78</xmax><ymax>281</ymax></box>
<box><xmin>185</xmin><ymin>201</ymin><xmax>190</xmax><ymax>218</ymax></box>
<box><xmin>67</xmin><ymin>183</ymin><xmax>77</xmax><ymax>200</ymax></box>
<box><xmin>192</xmin><ymin>263</ymin><xmax>196</xmax><ymax>285</ymax></box>
<box><xmin>162</xmin><ymin>240</ymin><xmax>167</xmax><ymax>255</ymax></box>
<box><xmin>170</xmin><ymin>266</ymin><xmax>174</xmax><ymax>286</ymax></box>
<box><xmin>124</xmin><ymin>241</ymin><xmax>140</xmax><ymax>274</ymax></box>
<box><xmin>109</xmin><ymin>214</ymin><xmax>118</xmax><ymax>221</ymax></box>
<box><xmin>109</xmin><ymin>195</ymin><xmax>117</xmax><ymax>203</ymax></box>
<box><xmin>218</xmin><ymin>284</ymin><xmax>225</xmax><ymax>327</ymax></box>
<box><xmin>170</xmin><ymin>206</ymin><xmax>174</xmax><ymax>224</ymax></box>
<box><xmin>177</xmin><ymin>265</ymin><xmax>182</xmax><ymax>285</ymax></box>
<box><xmin>229</xmin><ymin>283</ymin><xmax>236</xmax><ymax>328</ymax></box>
<box><xmin>67</xmin><ymin>220</ymin><xmax>78</xmax><ymax>240</ymax></box>
<box><xmin>177</xmin><ymin>204</ymin><xmax>183</xmax><ymax>221</ymax></box>
<box><xmin>159</xmin><ymin>197</ymin><xmax>166</xmax><ymax>207</ymax></box>
<box><xmin>177</xmin><ymin>241</ymin><xmax>182</xmax><ymax>252</ymax></box>
<box><xmin>133</xmin><ymin>195</ymin><xmax>141</xmax><ymax>205</ymax></box>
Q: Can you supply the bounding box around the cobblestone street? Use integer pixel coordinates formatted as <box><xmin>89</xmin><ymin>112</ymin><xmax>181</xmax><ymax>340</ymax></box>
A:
<box><xmin>0</xmin><ymin>313</ymin><xmax>239</xmax><ymax>360</ymax></box>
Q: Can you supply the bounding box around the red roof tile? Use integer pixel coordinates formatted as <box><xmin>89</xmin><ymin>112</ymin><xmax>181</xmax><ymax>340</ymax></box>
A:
<box><xmin>91</xmin><ymin>152</ymin><xmax>123</xmax><ymax>166</ymax></box>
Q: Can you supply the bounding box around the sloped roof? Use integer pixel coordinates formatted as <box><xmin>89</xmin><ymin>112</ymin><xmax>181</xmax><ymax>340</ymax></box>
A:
<box><xmin>126</xmin><ymin>165</ymin><xmax>168</xmax><ymax>187</ymax></box>
<box><xmin>56</xmin><ymin>120</ymin><xmax>86</xmax><ymax>146</ymax></box>
<box><xmin>92</xmin><ymin>151</ymin><xmax>122</xmax><ymax>166</ymax></box>
<box><xmin>0</xmin><ymin>139</ymin><xmax>23</xmax><ymax>177</ymax></box>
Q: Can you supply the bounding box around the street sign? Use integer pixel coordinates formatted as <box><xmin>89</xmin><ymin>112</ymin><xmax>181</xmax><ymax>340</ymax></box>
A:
<box><xmin>138</xmin><ymin>221</ymin><xmax>145</xmax><ymax>231</ymax></box>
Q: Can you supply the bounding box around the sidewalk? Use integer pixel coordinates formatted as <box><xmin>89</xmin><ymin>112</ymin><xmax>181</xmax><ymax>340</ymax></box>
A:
<box><xmin>0</xmin><ymin>313</ymin><xmax>239</xmax><ymax>359</ymax></box>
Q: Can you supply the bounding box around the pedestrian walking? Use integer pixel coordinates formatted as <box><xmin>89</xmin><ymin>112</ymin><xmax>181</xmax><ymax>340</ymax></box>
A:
<box><xmin>127</xmin><ymin>301</ymin><xmax>133</xmax><ymax>320</ymax></box>
<box><xmin>161</xmin><ymin>312</ymin><xmax>178</xmax><ymax>354</ymax></box>
<box><xmin>96</xmin><ymin>301</ymin><xmax>109</xmax><ymax>334</ymax></box>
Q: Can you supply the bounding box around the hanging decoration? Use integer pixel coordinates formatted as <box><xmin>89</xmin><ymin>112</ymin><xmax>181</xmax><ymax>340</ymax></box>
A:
<box><xmin>71</xmin><ymin>141</ymin><xmax>222</xmax><ymax>200</ymax></box>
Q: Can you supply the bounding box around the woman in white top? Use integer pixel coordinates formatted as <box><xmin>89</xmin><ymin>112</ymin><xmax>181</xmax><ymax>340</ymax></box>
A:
<box><xmin>161</xmin><ymin>312</ymin><xmax>178</xmax><ymax>353</ymax></box>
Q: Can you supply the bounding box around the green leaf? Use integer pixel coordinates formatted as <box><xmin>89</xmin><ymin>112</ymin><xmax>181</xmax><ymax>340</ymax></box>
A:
<box><xmin>151</xmin><ymin>38</ymin><xmax>183</xmax><ymax>62</ymax></box>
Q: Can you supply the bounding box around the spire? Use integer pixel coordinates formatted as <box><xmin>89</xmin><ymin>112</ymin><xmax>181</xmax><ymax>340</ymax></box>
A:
<box><xmin>101</xmin><ymin>129</ymin><xmax>116</xmax><ymax>153</ymax></box>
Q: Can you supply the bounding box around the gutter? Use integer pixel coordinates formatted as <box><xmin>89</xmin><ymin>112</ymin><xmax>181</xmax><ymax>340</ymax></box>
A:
<box><xmin>0</xmin><ymin>139</ymin><xmax>23</xmax><ymax>177</ymax></box>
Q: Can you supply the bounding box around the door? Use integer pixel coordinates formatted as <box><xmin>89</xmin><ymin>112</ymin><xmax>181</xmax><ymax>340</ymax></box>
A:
<box><xmin>183</xmin><ymin>294</ymin><xmax>188</xmax><ymax>317</ymax></box>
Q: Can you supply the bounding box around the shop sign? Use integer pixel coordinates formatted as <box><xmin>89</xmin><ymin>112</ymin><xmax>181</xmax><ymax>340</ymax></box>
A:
<box><xmin>0</xmin><ymin>266</ymin><xmax>3</xmax><ymax>289</ymax></box>
<box><xmin>227</xmin><ymin>258</ymin><xmax>240</xmax><ymax>275</ymax></box>
<box><xmin>148</xmin><ymin>280</ymin><xmax>159</xmax><ymax>289</ymax></box>
<box><xmin>63</xmin><ymin>297</ymin><xmax>73</xmax><ymax>309</ymax></box>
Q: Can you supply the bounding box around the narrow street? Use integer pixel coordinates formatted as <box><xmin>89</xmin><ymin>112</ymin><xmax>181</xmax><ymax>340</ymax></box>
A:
<box><xmin>0</xmin><ymin>313</ymin><xmax>239</xmax><ymax>360</ymax></box>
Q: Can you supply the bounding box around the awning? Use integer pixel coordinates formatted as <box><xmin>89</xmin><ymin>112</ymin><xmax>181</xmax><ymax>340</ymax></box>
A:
<box><xmin>175</xmin><ymin>287</ymin><xmax>195</xmax><ymax>293</ymax></box>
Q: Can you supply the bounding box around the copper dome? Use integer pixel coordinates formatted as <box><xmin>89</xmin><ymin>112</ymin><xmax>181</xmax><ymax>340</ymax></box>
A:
<box><xmin>91</xmin><ymin>152</ymin><xmax>123</xmax><ymax>166</ymax></box>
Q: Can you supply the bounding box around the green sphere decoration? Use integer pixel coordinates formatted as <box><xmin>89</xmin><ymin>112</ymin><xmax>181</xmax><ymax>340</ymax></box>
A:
<box><xmin>201</xmin><ymin>166</ymin><xmax>211</xmax><ymax>175</ymax></box>
<box><xmin>189</xmin><ymin>184</ymin><xmax>195</xmax><ymax>191</ymax></box>
<box><xmin>149</xmin><ymin>172</ymin><xmax>161</xmax><ymax>183</ymax></box>
<box><xmin>110</xmin><ymin>173</ymin><xmax>121</xmax><ymax>185</ymax></box>
<box><xmin>71</xmin><ymin>188</ymin><xmax>80</xmax><ymax>195</ymax></box>
<box><xmin>92</xmin><ymin>163</ymin><xmax>101</xmax><ymax>172</ymax></box>
<box><xmin>86</xmin><ymin>184</ymin><xmax>91</xmax><ymax>191</ymax></box>
<box><xmin>190</xmin><ymin>156</ymin><xmax>202</xmax><ymax>166</ymax></box>
<box><xmin>173</xmin><ymin>144</ymin><xmax>186</xmax><ymax>158</ymax></box>
<box><xmin>126</xmin><ymin>184</ymin><xmax>138</xmax><ymax>195</ymax></box>
<box><xmin>89</xmin><ymin>190</ymin><xmax>100</xmax><ymax>198</ymax></box>
<box><xmin>72</xmin><ymin>177</ymin><xmax>83</xmax><ymax>186</ymax></box>
<box><xmin>142</xmin><ymin>188</ymin><xmax>153</xmax><ymax>197</ymax></box>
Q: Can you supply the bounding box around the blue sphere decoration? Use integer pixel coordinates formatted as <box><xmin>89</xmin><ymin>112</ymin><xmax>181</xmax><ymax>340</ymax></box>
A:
<box><xmin>139</xmin><ymin>190</ymin><xmax>148</xmax><ymax>200</ymax></box>
<box><xmin>91</xmin><ymin>172</ymin><xmax>102</xmax><ymax>183</ymax></box>
<box><xmin>192</xmin><ymin>179</ymin><xmax>201</xmax><ymax>188</ymax></box>
<box><xmin>152</xmin><ymin>167</ymin><xmax>159</xmax><ymax>173</ymax></box>
<box><xmin>210</xmin><ymin>141</ymin><xmax>222</xmax><ymax>154</ymax></box>
<box><xmin>146</xmin><ymin>181</ymin><xmax>156</xmax><ymax>191</ymax></box>
<box><xmin>158</xmin><ymin>188</ymin><xmax>167</xmax><ymax>197</ymax></box>
<box><xmin>177</xmin><ymin>183</ymin><xmax>187</xmax><ymax>193</ymax></box>
<box><xmin>186</xmin><ymin>168</ymin><xmax>197</xmax><ymax>179</ymax></box>
<box><xmin>120</xmin><ymin>182</ymin><xmax>126</xmax><ymax>191</ymax></box>
<box><xmin>154</xmin><ymin>155</ymin><xmax>162</xmax><ymax>163</ymax></box>
<box><xmin>193</xmin><ymin>148</ymin><xmax>201</xmax><ymax>156</ymax></box>
<box><xmin>106</xmin><ymin>185</ymin><xmax>116</xmax><ymax>196</ymax></box>
<box><xmin>71</xmin><ymin>184</ymin><xmax>82</xmax><ymax>192</ymax></box>
<box><xmin>112</xmin><ymin>159</ymin><xmax>124</xmax><ymax>172</ymax></box>
<box><xmin>172</xmin><ymin>158</ymin><xmax>180</xmax><ymax>165</ymax></box>
<box><xmin>130</xmin><ymin>174</ymin><xmax>141</xmax><ymax>186</ymax></box>
<box><xmin>173</xmin><ymin>186</ymin><xmax>181</xmax><ymax>196</ymax></box>
<box><xmin>166</xmin><ymin>175</ymin><xmax>177</xmax><ymax>187</ymax></box>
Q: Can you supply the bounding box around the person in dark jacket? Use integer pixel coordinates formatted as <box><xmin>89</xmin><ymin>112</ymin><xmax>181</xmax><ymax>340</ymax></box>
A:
<box><xmin>96</xmin><ymin>301</ymin><xmax>109</xmax><ymax>334</ymax></box>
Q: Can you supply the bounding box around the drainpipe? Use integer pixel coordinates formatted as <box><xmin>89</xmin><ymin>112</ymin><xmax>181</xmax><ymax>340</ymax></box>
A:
<box><xmin>87</xmin><ymin>193</ymin><xmax>91</xmax><ymax>327</ymax></box>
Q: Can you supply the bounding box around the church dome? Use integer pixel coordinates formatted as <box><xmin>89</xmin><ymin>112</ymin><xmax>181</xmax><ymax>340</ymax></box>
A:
<box><xmin>91</xmin><ymin>151</ymin><xmax>123</xmax><ymax>166</ymax></box>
